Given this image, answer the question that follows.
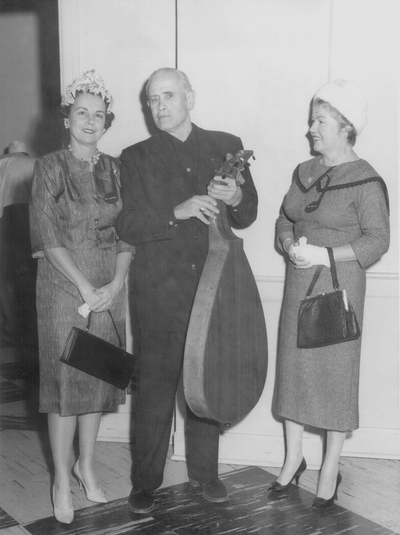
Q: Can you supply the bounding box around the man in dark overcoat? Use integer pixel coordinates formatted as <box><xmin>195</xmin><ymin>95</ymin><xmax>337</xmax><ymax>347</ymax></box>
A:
<box><xmin>116</xmin><ymin>67</ymin><xmax>258</xmax><ymax>513</ymax></box>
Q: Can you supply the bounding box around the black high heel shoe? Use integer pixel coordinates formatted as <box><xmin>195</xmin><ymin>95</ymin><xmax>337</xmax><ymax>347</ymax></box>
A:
<box><xmin>312</xmin><ymin>472</ymin><xmax>342</xmax><ymax>509</ymax></box>
<box><xmin>268</xmin><ymin>457</ymin><xmax>307</xmax><ymax>494</ymax></box>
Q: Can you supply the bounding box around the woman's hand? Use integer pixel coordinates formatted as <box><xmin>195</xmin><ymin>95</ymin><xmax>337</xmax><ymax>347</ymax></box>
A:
<box><xmin>287</xmin><ymin>243</ymin><xmax>313</xmax><ymax>269</ymax></box>
<box><xmin>43</xmin><ymin>247</ymin><xmax>105</xmax><ymax>308</ymax></box>
<box><xmin>281</xmin><ymin>237</ymin><xmax>311</xmax><ymax>269</ymax></box>
<box><xmin>79</xmin><ymin>285</ymin><xmax>102</xmax><ymax>309</ymax></box>
<box><xmin>88</xmin><ymin>251</ymin><xmax>131</xmax><ymax>313</ymax></box>
<box><xmin>293</xmin><ymin>237</ymin><xmax>330</xmax><ymax>267</ymax></box>
<box><xmin>90</xmin><ymin>280</ymin><xmax>123</xmax><ymax>313</ymax></box>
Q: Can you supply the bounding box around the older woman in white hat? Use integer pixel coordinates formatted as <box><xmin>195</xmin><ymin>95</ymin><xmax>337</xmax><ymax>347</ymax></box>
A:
<box><xmin>271</xmin><ymin>80</ymin><xmax>390</xmax><ymax>508</ymax></box>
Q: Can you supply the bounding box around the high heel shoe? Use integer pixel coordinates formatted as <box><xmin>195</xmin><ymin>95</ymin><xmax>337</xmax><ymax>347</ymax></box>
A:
<box><xmin>268</xmin><ymin>457</ymin><xmax>307</xmax><ymax>494</ymax></box>
<box><xmin>312</xmin><ymin>472</ymin><xmax>342</xmax><ymax>509</ymax></box>
<box><xmin>73</xmin><ymin>460</ymin><xmax>107</xmax><ymax>503</ymax></box>
<box><xmin>52</xmin><ymin>485</ymin><xmax>74</xmax><ymax>524</ymax></box>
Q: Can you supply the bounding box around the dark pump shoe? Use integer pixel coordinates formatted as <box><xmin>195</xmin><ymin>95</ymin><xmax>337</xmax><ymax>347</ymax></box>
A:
<box><xmin>128</xmin><ymin>489</ymin><xmax>155</xmax><ymax>514</ymax></box>
<box><xmin>189</xmin><ymin>477</ymin><xmax>229</xmax><ymax>503</ymax></box>
<box><xmin>268</xmin><ymin>457</ymin><xmax>307</xmax><ymax>494</ymax></box>
<box><xmin>312</xmin><ymin>472</ymin><xmax>342</xmax><ymax>509</ymax></box>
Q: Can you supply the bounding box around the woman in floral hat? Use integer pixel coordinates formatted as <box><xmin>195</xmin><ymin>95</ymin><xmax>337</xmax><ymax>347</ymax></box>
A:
<box><xmin>30</xmin><ymin>70</ymin><xmax>134</xmax><ymax>523</ymax></box>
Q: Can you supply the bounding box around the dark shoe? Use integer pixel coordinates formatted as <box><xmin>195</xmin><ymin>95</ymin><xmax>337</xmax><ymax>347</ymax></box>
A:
<box><xmin>189</xmin><ymin>477</ymin><xmax>229</xmax><ymax>503</ymax></box>
<box><xmin>312</xmin><ymin>472</ymin><xmax>342</xmax><ymax>509</ymax></box>
<box><xmin>128</xmin><ymin>488</ymin><xmax>155</xmax><ymax>514</ymax></box>
<box><xmin>268</xmin><ymin>457</ymin><xmax>307</xmax><ymax>494</ymax></box>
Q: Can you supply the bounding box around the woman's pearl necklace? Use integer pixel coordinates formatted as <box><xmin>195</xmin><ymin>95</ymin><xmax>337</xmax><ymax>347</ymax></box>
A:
<box><xmin>68</xmin><ymin>143</ymin><xmax>100</xmax><ymax>171</ymax></box>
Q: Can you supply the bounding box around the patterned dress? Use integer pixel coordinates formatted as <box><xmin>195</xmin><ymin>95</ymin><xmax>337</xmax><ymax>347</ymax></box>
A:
<box><xmin>30</xmin><ymin>149</ymin><xmax>134</xmax><ymax>416</ymax></box>
<box><xmin>274</xmin><ymin>157</ymin><xmax>389</xmax><ymax>431</ymax></box>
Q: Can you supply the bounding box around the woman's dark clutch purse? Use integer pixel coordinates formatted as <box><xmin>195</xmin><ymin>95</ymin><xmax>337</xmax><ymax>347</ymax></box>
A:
<box><xmin>297</xmin><ymin>248</ymin><xmax>360</xmax><ymax>349</ymax></box>
<box><xmin>60</xmin><ymin>310</ymin><xmax>135</xmax><ymax>389</ymax></box>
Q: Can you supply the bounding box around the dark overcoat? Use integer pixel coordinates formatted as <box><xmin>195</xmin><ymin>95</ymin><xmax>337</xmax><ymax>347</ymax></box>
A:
<box><xmin>116</xmin><ymin>124</ymin><xmax>258</xmax><ymax>332</ymax></box>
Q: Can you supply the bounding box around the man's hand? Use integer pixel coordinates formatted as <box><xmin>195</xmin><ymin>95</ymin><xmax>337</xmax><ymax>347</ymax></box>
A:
<box><xmin>207</xmin><ymin>176</ymin><xmax>242</xmax><ymax>206</ymax></box>
<box><xmin>174</xmin><ymin>194</ymin><xmax>219</xmax><ymax>224</ymax></box>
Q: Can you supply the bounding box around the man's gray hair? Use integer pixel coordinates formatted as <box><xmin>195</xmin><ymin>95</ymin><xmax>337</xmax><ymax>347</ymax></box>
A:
<box><xmin>146</xmin><ymin>68</ymin><xmax>193</xmax><ymax>97</ymax></box>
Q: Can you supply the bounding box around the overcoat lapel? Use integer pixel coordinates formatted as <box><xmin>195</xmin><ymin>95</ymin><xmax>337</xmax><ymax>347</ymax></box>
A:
<box><xmin>147</xmin><ymin>133</ymin><xmax>189</xmax><ymax>201</ymax></box>
<box><xmin>195</xmin><ymin>125</ymin><xmax>225</xmax><ymax>184</ymax></box>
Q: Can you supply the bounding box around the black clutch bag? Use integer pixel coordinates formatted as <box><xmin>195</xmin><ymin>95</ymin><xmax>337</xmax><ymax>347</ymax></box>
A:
<box><xmin>297</xmin><ymin>247</ymin><xmax>361</xmax><ymax>349</ymax></box>
<box><xmin>60</xmin><ymin>310</ymin><xmax>135</xmax><ymax>390</ymax></box>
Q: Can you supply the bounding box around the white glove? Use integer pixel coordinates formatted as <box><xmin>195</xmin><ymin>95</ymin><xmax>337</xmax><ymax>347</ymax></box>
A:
<box><xmin>292</xmin><ymin>237</ymin><xmax>330</xmax><ymax>267</ymax></box>
<box><xmin>78</xmin><ymin>302</ymin><xmax>91</xmax><ymax>318</ymax></box>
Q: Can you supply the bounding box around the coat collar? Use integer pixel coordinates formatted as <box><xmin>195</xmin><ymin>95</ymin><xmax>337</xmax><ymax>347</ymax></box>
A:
<box><xmin>147</xmin><ymin>124</ymin><xmax>224</xmax><ymax>197</ymax></box>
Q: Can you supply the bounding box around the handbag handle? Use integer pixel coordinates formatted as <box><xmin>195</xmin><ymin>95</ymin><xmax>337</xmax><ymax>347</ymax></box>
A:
<box><xmin>326</xmin><ymin>247</ymin><xmax>340</xmax><ymax>290</ymax></box>
<box><xmin>85</xmin><ymin>310</ymin><xmax>125</xmax><ymax>349</ymax></box>
<box><xmin>304</xmin><ymin>247</ymin><xmax>340</xmax><ymax>297</ymax></box>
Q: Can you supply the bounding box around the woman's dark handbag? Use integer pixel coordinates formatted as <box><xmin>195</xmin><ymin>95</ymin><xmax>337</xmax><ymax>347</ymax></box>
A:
<box><xmin>297</xmin><ymin>248</ymin><xmax>361</xmax><ymax>349</ymax></box>
<box><xmin>60</xmin><ymin>310</ymin><xmax>134</xmax><ymax>389</ymax></box>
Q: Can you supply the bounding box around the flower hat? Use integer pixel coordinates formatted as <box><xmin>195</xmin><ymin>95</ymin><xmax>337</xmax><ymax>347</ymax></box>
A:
<box><xmin>61</xmin><ymin>70</ymin><xmax>114</xmax><ymax>113</ymax></box>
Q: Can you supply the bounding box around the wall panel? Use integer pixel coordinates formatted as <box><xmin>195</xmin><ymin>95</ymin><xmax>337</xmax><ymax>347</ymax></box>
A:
<box><xmin>177</xmin><ymin>0</ymin><xmax>331</xmax><ymax>277</ymax></box>
<box><xmin>56</xmin><ymin>0</ymin><xmax>399</xmax><ymax>461</ymax></box>
<box><xmin>58</xmin><ymin>0</ymin><xmax>176</xmax><ymax>157</ymax></box>
<box><xmin>329</xmin><ymin>0</ymin><xmax>398</xmax><ymax>274</ymax></box>
<box><xmin>172</xmin><ymin>0</ymin><xmax>398</xmax><ymax>463</ymax></box>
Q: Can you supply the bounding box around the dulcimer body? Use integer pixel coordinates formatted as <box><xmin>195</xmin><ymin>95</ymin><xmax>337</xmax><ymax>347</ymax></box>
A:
<box><xmin>183</xmin><ymin>154</ymin><xmax>268</xmax><ymax>424</ymax></box>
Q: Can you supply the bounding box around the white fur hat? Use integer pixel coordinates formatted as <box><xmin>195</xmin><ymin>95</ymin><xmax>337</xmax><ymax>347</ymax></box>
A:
<box><xmin>313</xmin><ymin>79</ymin><xmax>368</xmax><ymax>134</ymax></box>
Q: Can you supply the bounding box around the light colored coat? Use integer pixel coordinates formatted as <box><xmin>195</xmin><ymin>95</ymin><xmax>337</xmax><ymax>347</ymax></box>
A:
<box><xmin>274</xmin><ymin>157</ymin><xmax>390</xmax><ymax>431</ymax></box>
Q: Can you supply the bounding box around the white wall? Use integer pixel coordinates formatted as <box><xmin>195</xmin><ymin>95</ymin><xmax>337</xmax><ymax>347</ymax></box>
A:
<box><xmin>59</xmin><ymin>0</ymin><xmax>398</xmax><ymax>276</ymax></box>
<box><xmin>178</xmin><ymin>0</ymin><xmax>398</xmax><ymax>276</ymax></box>
<box><xmin>59</xmin><ymin>0</ymin><xmax>176</xmax><ymax>157</ymax></box>
<box><xmin>58</xmin><ymin>0</ymin><xmax>399</xmax><ymax>461</ymax></box>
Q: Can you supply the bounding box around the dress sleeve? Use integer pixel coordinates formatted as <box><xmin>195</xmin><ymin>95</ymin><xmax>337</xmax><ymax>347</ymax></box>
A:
<box><xmin>29</xmin><ymin>157</ymin><xmax>65</xmax><ymax>258</ymax></box>
<box><xmin>275</xmin><ymin>202</ymin><xmax>295</xmax><ymax>250</ymax></box>
<box><xmin>111</xmin><ymin>160</ymin><xmax>136</xmax><ymax>257</ymax></box>
<box><xmin>350</xmin><ymin>180</ymin><xmax>390</xmax><ymax>268</ymax></box>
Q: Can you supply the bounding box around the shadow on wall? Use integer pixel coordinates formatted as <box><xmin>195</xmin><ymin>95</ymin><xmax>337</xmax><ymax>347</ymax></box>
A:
<box><xmin>0</xmin><ymin>0</ymin><xmax>62</xmax><ymax>157</ymax></box>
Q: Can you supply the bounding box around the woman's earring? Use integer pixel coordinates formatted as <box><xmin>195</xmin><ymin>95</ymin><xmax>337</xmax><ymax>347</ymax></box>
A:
<box><xmin>64</xmin><ymin>119</ymin><xmax>69</xmax><ymax>129</ymax></box>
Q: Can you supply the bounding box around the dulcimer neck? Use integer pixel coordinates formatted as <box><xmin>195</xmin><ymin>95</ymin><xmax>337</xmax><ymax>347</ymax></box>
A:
<box><xmin>209</xmin><ymin>200</ymin><xmax>238</xmax><ymax>248</ymax></box>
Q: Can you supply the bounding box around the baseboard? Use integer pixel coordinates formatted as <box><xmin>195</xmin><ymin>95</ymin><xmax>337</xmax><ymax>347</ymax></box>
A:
<box><xmin>172</xmin><ymin>426</ymin><xmax>400</xmax><ymax>468</ymax></box>
<box><xmin>97</xmin><ymin>397</ymin><xmax>132</xmax><ymax>442</ymax></box>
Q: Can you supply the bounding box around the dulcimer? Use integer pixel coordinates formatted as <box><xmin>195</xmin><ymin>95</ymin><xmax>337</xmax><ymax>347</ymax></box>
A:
<box><xmin>183</xmin><ymin>150</ymin><xmax>268</xmax><ymax>424</ymax></box>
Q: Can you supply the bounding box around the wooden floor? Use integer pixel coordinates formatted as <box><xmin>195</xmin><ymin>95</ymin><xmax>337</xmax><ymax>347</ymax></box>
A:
<box><xmin>1</xmin><ymin>343</ymin><xmax>400</xmax><ymax>534</ymax></box>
